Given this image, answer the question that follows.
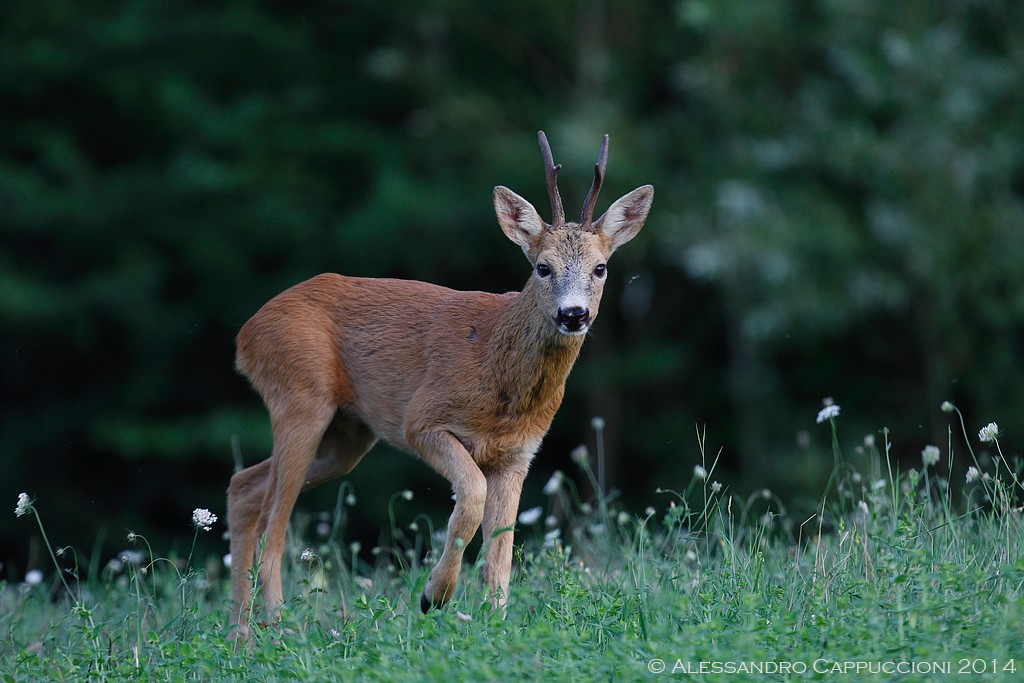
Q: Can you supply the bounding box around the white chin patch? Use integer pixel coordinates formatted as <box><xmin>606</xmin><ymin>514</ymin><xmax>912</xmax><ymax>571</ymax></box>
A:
<box><xmin>557</xmin><ymin>324</ymin><xmax>589</xmax><ymax>337</ymax></box>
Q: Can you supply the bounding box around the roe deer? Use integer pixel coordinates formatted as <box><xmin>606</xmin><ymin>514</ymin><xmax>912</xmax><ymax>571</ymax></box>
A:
<box><xmin>227</xmin><ymin>131</ymin><xmax>653</xmax><ymax>630</ymax></box>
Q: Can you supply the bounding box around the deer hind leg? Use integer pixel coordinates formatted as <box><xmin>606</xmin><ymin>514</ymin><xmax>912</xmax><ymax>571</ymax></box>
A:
<box><xmin>254</xmin><ymin>400</ymin><xmax>337</xmax><ymax>618</ymax></box>
<box><xmin>406</xmin><ymin>428</ymin><xmax>487</xmax><ymax>612</ymax></box>
<box><xmin>228</xmin><ymin>410</ymin><xmax>375</xmax><ymax>633</ymax></box>
<box><xmin>481</xmin><ymin>463</ymin><xmax>528</xmax><ymax>613</ymax></box>
<box><xmin>227</xmin><ymin>458</ymin><xmax>273</xmax><ymax>632</ymax></box>
<box><xmin>302</xmin><ymin>411</ymin><xmax>377</xmax><ymax>489</ymax></box>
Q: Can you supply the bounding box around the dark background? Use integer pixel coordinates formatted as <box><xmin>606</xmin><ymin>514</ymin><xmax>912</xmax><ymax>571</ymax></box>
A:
<box><xmin>4</xmin><ymin>0</ymin><xmax>1023</xmax><ymax>577</ymax></box>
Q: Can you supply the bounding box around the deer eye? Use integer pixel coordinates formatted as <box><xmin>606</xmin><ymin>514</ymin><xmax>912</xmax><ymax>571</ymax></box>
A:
<box><xmin>536</xmin><ymin>263</ymin><xmax>552</xmax><ymax>278</ymax></box>
<box><xmin>593</xmin><ymin>263</ymin><xmax>607</xmax><ymax>278</ymax></box>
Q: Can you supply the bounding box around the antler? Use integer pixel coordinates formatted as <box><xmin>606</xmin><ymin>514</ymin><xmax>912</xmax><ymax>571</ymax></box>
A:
<box><xmin>580</xmin><ymin>134</ymin><xmax>609</xmax><ymax>226</ymax></box>
<box><xmin>537</xmin><ymin>130</ymin><xmax>565</xmax><ymax>227</ymax></box>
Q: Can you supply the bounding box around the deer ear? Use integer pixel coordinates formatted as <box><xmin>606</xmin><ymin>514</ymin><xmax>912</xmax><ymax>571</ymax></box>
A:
<box><xmin>593</xmin><ymin>185</ymin><xmax>654</xmax><ymax>253</ymax></box>
<box><xmin>494</xmin><ymin>186</ymin><xmax>546</xmax><ymax>254</ymax></box>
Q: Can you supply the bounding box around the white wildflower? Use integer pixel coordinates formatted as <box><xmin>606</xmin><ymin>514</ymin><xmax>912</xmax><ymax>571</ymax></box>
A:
<box><xmin>401</xmin><ymin>490</ymin><xmax>414</xmax><ymax>501</ymax></box>
<box><xmin>345</xmin><ymin>493</ymin><xmax>357</xmax><ymax>506</ymax></box>
<box><xmin>863</xmin><ymin>434</ymin><xmax>875</xmax><ymax>448</ymax></box>
<box><xmin>685</xmin><ymin>550</ymin><xmax>698</xmax><ymax>563</ymax></box>
<box><xmin>872</xmin><ymin>479</ymin><xmax>887</xmax><ymax>492</ymax></box>
<box><xmin>693</xmin><ymin>465</ymin><xmax>708</xmax><ymax>480</ymax></box>
<box><xmin>25</xmin><ymin>569</ymin><xmax>43</xmax><ymax>586</ymax></box>
<box><xmin>456</xmin><ymin>611</ymin><xmax>473</xmax><ymax>622</ymax></box>
<box><xmin>816</xmin><ymin>404</ymin><xmax>841</xmax><ymax>424</ymax></box>
<box><xmin>316</xmin><ymin>522</ymin><xmax>331</xmax><ymax>537</ymax></box>
<box><xmin>349</xmin><ymin>541</ymin><xmax>361</xmax><ymax>554</ymax></box>
<box><xmin>978</xmin><ymin>422</ymin><xmax>1000</xmax><ymax>443</ymax></box>
<box><xmin>644</xmin><ymin>506</ymin><xmax>656</xmax><ymax>517</ymax></box>
<box><xmin>545</xmin><ymin>515</ymin><xmax>558</xmax><ymax>528</ymax></box>
<box><xmin>300</xmin><ymin>548</ymin><xmax>318</xmax><ymax>564</ymax></box>
<box><xmin>590</xmin><ymin>416</ymin><xmax>606</xmax><ymax>430</ymax></box>
<box><xmin>119</xmin><ymin>550</ymin><xmax>145</xmax><ymax>565</ymax></box>
<box><xmin>543</xmin><ymin>471</ymin><xmax>563</xmax><ymax>495</ymax></box>
<box><xmin>328</xmin><ymin>628</ymin><xmax>342</xmax><ymax>639</ymax></box>
<box><xmin>857</xmin><ymin>500</ymin><xmax>869</xmax><ymax>516</ymax></box>
<box><xmin>517</xmin><ymin>506</ymin><xmax>543</xmax><ymax>525</ymax></box>
<box><xmin>617</xmin><ymin>511</ymin><xmax>630</xmax><ymax>525</ymax></box>
<box><xmin>355</xmin><ymin>576</ymin><xmax>373</xmax><ymax>591</ymax></box>
<box><xmin>921</xmin><ymin>445</ymin><xmax>941</xmax><ymax>468</ymax></box>
<box><xmin>711</xmin><ymin>481</ymin><xmax>723</xmax><ymax>493</ymax></box>
<box><xmin>543</xmin><ymin>528</ymin><xmax>561</xmax><ymax>548</ymax></box>
<box><xmin>192</xmin><ymin>508</ymin><xmax>218</xmax><ymax>532</ymax></box>
<box><xmin>966</xmin><ymin>466</ymin><xmax>980</xmax><ymax>483</ymax></box>
<box><xmin>570</xmin><ymin>445</ymin><xmax>589</xmax><ymax>466</ymax></box>
<box><xmin>126</xmin><ymin>531</ymin><xmax>138</xmax><ymax>543</ymax></box>
<box><xmin>940</xmin><ymin>401</ymin><xmax>955</xmax><ymax>413</ymax></box>
<box><xmin>15</xmin><ymin>493</ymin><xmax>31</xmax><ymax>518</ymax></box>
<box><xmin>222</xmin><ymin>553</ymin><xmax>232</xmax><ymax>569</ymax></box>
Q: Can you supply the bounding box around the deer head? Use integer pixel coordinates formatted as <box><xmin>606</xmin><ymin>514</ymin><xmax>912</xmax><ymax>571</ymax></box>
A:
<box><xmin>493</xmin><ymin>131</ymin><xmax>654</xmax><ymax>337</ymax></box>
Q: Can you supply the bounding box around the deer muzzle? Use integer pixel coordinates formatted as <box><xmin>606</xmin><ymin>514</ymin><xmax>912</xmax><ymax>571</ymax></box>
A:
<box><xmin>555</xmin><ymin>306</ymin><xmax>591</xmax><ymax>335</ymax></box>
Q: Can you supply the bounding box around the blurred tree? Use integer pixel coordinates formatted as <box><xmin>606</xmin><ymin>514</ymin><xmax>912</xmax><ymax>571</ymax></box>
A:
<box><xmin>665</xmin><ymin>0</ymin><xmax>1024</xmax><ymax>483</ymax></box>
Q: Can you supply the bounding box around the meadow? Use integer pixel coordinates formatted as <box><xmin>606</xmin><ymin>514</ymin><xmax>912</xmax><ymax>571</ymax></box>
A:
<box><xmin>4</xmin><ymin>403</ymin><xmax>1022</xmax><ymax>682</ymax></box>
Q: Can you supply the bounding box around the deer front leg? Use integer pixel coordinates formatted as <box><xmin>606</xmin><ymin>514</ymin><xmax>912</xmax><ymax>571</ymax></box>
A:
<box><xmin>407</xmin><ymin>428</ymin><xmax>486</xmax><ymax>612</ymax></box>
<box><xmin>481</xmin><ymin>464</ymin><xmax>528</xmax><ymax>612</ymax></box>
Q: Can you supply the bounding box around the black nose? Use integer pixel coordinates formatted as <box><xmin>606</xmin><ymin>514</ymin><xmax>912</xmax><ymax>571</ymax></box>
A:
<box><xmin>556</xmin><ymin>306</ymin><xmax>590</xmax><ymax>330</ymax></box>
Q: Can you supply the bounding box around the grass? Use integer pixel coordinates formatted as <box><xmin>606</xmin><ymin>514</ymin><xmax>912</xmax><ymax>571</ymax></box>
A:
<box><xmin>3</xmin><ymin>403</ymin><xmax>1023</xmax><ymax>681</ymax></box>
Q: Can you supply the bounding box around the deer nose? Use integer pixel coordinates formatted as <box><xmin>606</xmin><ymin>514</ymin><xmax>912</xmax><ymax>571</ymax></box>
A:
<box><xmin>556</xmin><ymin>306</ymin><xmax>590</xmax><ymax>331</ymax></box>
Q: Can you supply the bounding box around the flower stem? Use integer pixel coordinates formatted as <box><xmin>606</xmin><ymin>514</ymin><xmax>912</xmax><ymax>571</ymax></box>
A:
<box><xmin>31</xmin><ymin>508</ymin><xmax>77</xmax><ymax>602</ymax></box>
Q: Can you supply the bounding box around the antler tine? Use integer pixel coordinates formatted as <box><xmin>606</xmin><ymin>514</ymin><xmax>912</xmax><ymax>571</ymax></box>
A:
<box><xmin>580</xmin><ymin>134</ymin><xmax>609</xmax><ymax>226</ymax></box>
<box><xmin>537</xmin><ymin>130</ymin><xmax>565</xmax><ymax>227</ymax></box>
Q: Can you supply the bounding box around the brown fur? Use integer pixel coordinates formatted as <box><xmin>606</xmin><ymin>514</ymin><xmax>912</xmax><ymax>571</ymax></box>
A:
<box><xmin>227</xmin><ymin>141</ymin><xmax>653</xmax><ymax>633</ymax></box>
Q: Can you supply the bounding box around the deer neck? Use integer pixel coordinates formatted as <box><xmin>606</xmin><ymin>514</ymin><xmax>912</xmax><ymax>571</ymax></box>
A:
<box><xmin>487</xmin><ymin>277</ymin><xmax>585</xmax><ymax>417</ymax></box>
